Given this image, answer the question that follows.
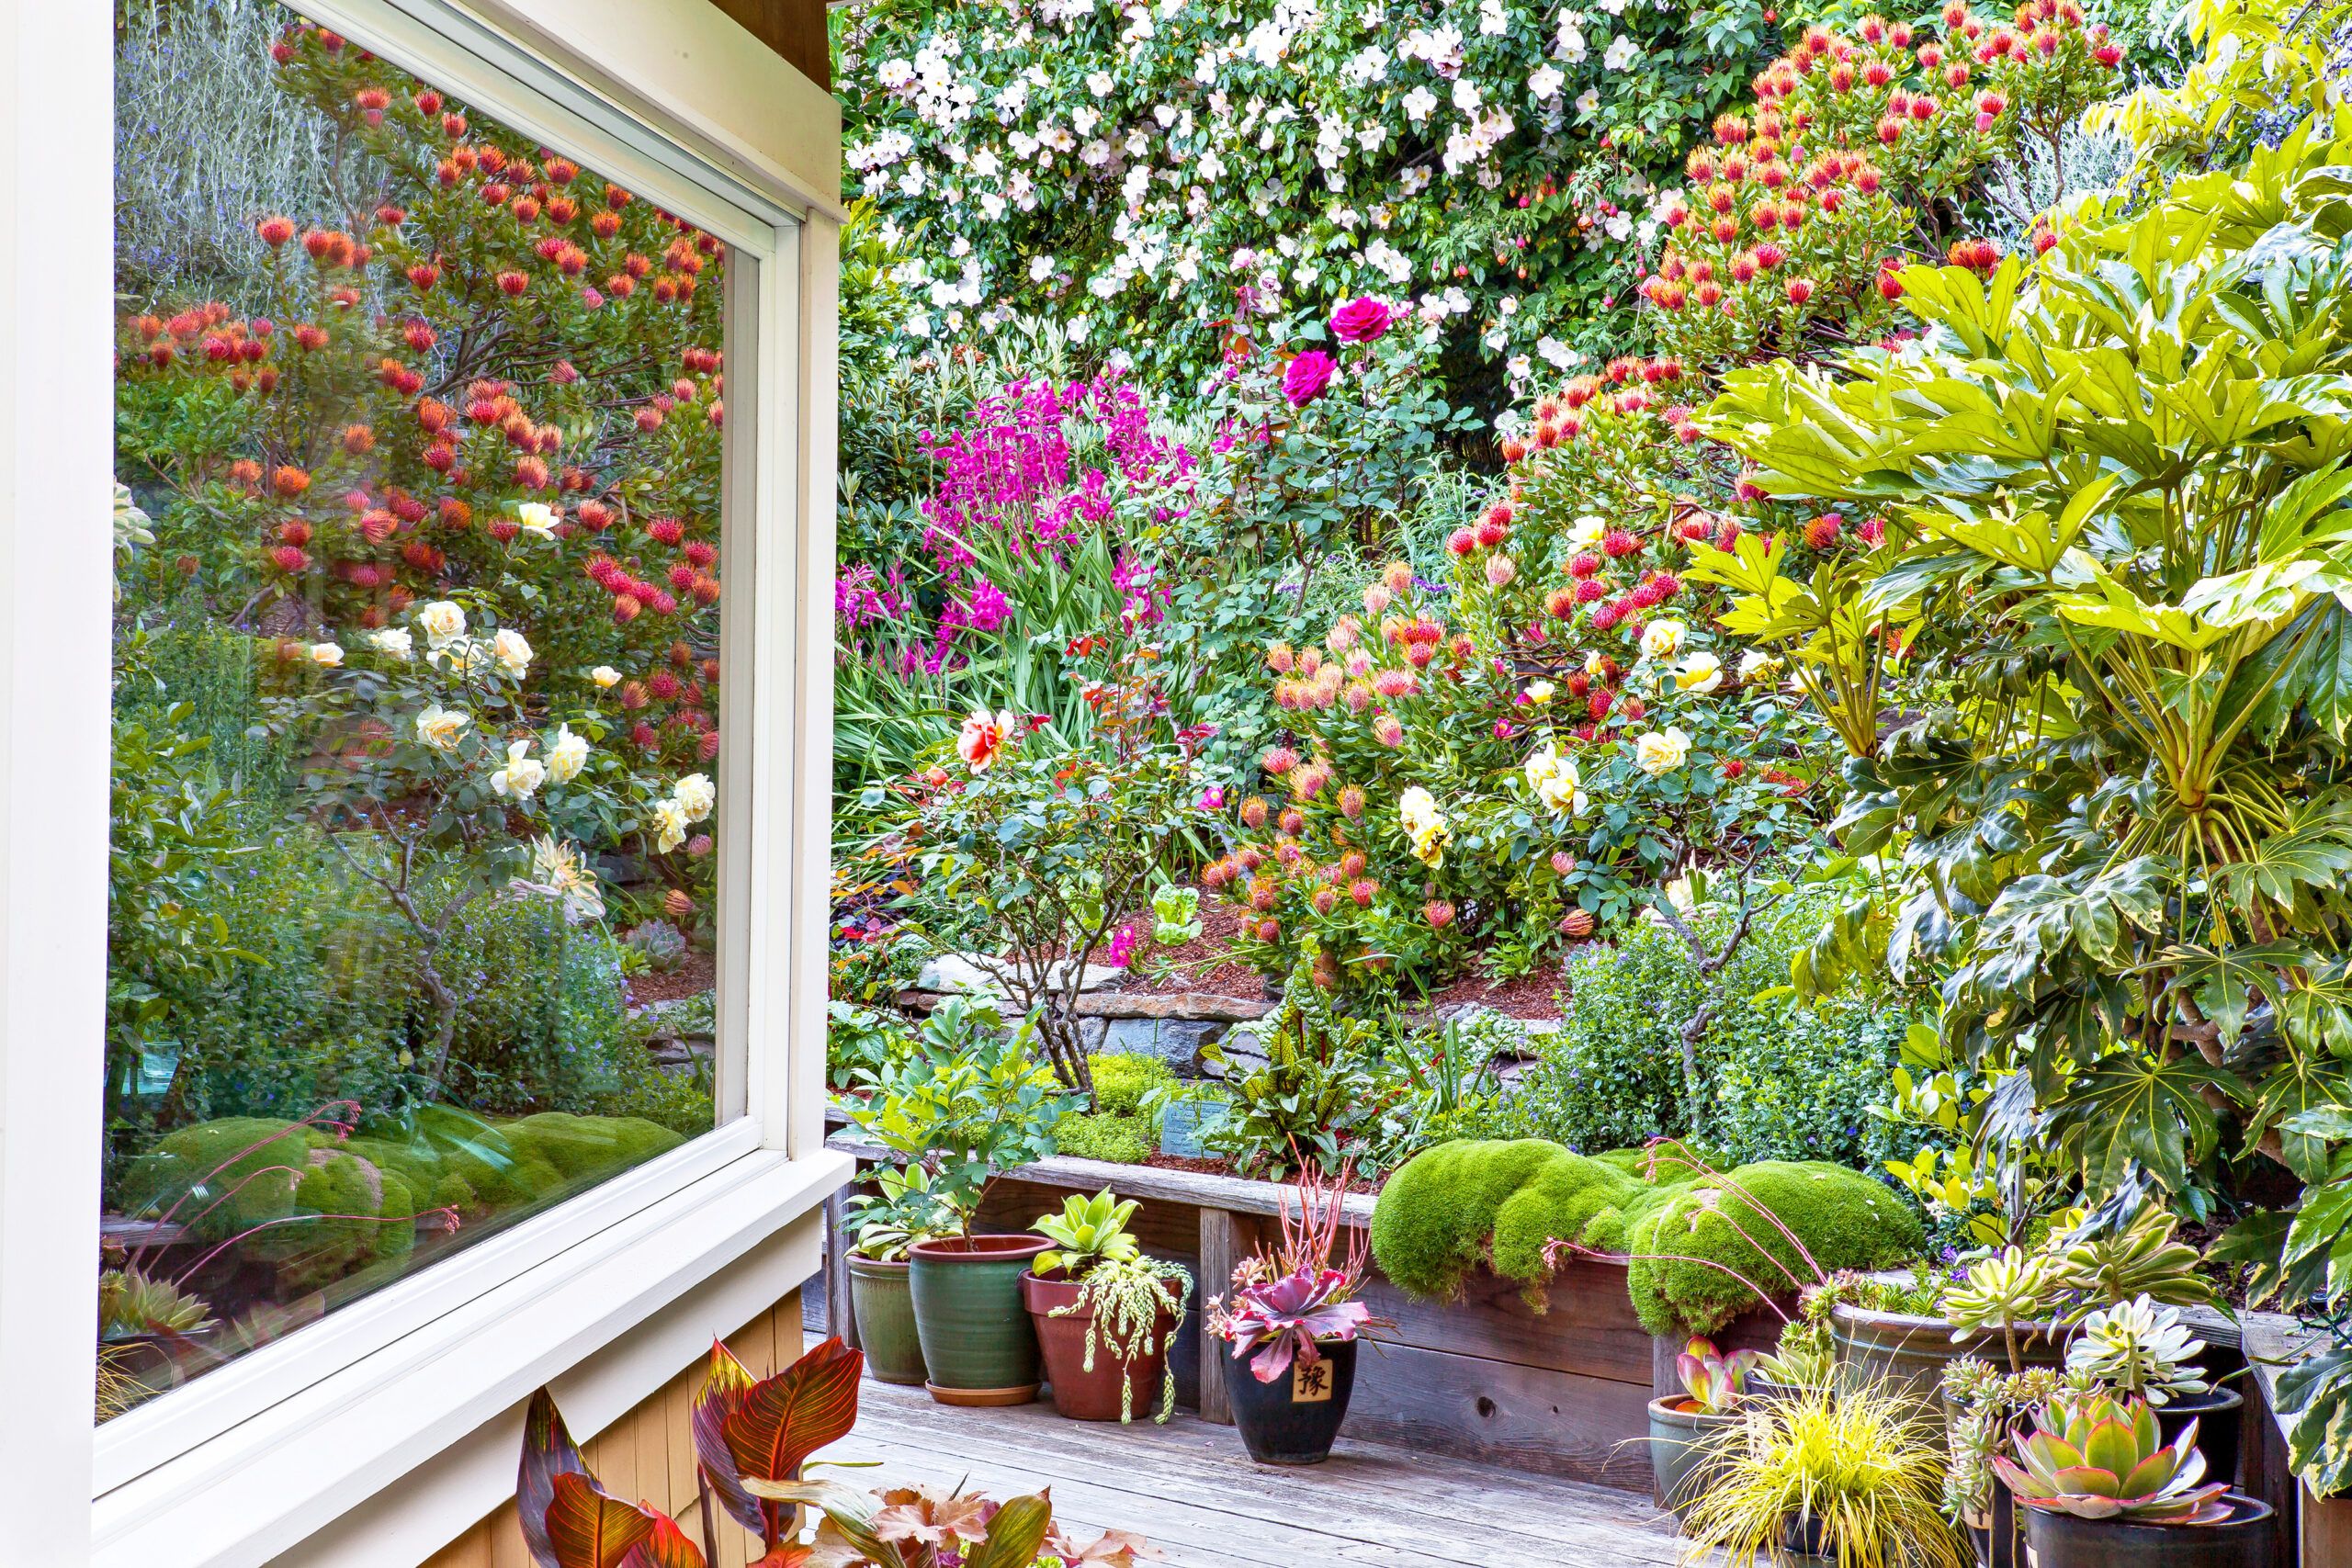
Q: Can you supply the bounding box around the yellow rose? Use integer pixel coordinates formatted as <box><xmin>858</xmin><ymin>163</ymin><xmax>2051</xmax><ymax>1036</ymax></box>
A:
<box><xmin>414</xmin><ymin>599</ymin><xmax>467</xmax><ymax>649</ymax></box>
<box><xmin>488</xmin><ymin>738</ymin><xmax>547</xmax><ymax>799</ymax></box>
<box><xmin>1524</xmin><ymin>680</ymin><xmax>1555</xmax><ymax>705</ymax></box>
<box><xmin>591</xmin><ymin>665</ymin><xmax>622</xmax><ymax>689</ymax></box>
<box><xmin>514</xmin><ymin>502</ymin><xmax>559</xmax><ymax>540</ymax></box>
<box><xmin>368</xmin><ymin>628</ymin><xmax>414</xmax><ymax>660</ymax></box>
<box><xmin>1640</xmin><ymin>619</ymin><xmax>1686</xmax><ymax>660</ymax></box>
<box><xmin>546</xmin><ymin>723</ymin><xmax>589</xmax><ymax>784</ymax></box>
<box><xmin>492</xmin><ymin>627</ymin><xmax>534</xmax><ymax>679</ymax></box>
<box><xmin>648</xmin><ymin>797</ymin><xmax>690</xmax><ymax>853</ymax></box>
<box><xmin>673</xmin><ymin>772</ymin><xmax>716</xmax><ymax>822</ymax></box>
<box><xmin>1674</xmin><ymin>650</ymin><xmax>1724</xmax><ymax>694</ymax></box>
<box><xmin>414</xmin><ymin>705</ymin><xmax>469</xmax><ymax>751</ymax></box>
<box><xmin>1634</xmin><ymin>727</ymin><xmax>1692</xmax><ymax>776</ymax></box>
<box><xmin>308</xmin><ymin>641</ymin><xmax>344</xmax><ymax>668</ymax></box>
<box><xmin>1524</xmin><ymin>742</ymin><xmax>1584</xmax><ymax>817</ymax></box>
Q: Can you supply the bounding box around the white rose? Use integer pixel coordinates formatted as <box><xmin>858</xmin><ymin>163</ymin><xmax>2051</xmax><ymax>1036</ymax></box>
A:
<box><xmin>414</xmin><ymin>705</ymin><xmax>469</xmax><ymax>751</ymax></box>
<box><xmin>591</xmin><ymin>665</ymin><xmax>622</xmax><ymax>689</ymax></box>
<box><xmin>489</xmin><ymin>738</ymin><xmax>548</xmax><ymax>800</ymax></box>
<box><xmin>492</xmin><ymin>627</ymin><xmax>534</xmax><ymax>679</ymax></box>
<box><xmin>1634</xmin><ymin>727</ymin><xmax>1692</xmax><ymax>776</ymax></box>
<box><xmin>1640</xmin><ymin>619</ymin><xmax>1687</xmax><ymax>660</ymax></box>
<box><xmin>1566</xmin><ymin>514</ymin><xmax>1608</xmax><ymax>551</ymax></box>
<box><xmin>414</xmin><ymin>600</ymin><xmax>467</xmax><ymax>649</ymax></box>
<box><xmin>648</xmin><ymin>796</ymin><xmax>691</xmax><ymax>853</ymax></box>
<box><xmin>1675</xmin><ymin>650</ymin><xmax>1724</xmax><ymax>694</ymax></box>
<box><xmin>308</xmin><ymin>642</ymin><xmax>344</xmax><ymax>668</ymax></box>
<box><xmin>1736</xmin><ymin>649</ymin><xmax>1782</xmax><ymax>682</ymax></box>
<box><xmin>514</xmin><ymin>502</ymin><xmax>559</xmax><ymax>540</ymax></box>
<box><xmin>368</xmin><ymin>627</ymin><xmax>414</xmax><ymax>660</ymax></box>
<box><xmin>673</xmin><ymin>773</ymin><xmax>716</xmax><ymax>823</ymax></box>
<box><xmin>546</xmin><ymin>723</ymin><xmax>590</xmax><ymax>784</ymax></box>
<box><xmin>1524</xmin><ymin>742</ymin><xmax>1585</xmax><ymax>817</ymax></box>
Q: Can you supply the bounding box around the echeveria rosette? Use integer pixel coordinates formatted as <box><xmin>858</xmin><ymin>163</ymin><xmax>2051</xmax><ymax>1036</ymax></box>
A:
<box><xmin>1220</xmin><ymin>1267</ymin><xmax>1372</xmax><ymax>1382</ymax></box>
<box><xmin>1991</xmin><ymin>1393</ymin><xmax>2233</xmax><ymax>1524</ymax></box>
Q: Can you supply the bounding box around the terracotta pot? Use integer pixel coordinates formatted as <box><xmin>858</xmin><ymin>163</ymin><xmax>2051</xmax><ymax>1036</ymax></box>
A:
<box><xmin>1222</xmin><ymin>1337</ymin><xmax>1357</xmax><ymax>1465</ymax></box>
<box><xmin>1646</xmin><ymin>1395</ymin><xmax>1740</xmax><ymax>1521</ymax></box>
<box><xmin>1022</xmin><ymin>1271</ymin><xmax>1174</xmax><ymax>1422</ymax></box>
<box><xmin>845</xmin><ymin>1254</ymin><xmax>926</xmax><ymax>1386</ymax></box>
<box><xmin>2021</xmin><ymin>1493</ymin><xmax>2275</xmax><ymax>1568</ymax></box>
<box><xmin>907</xmin><ymin>1235</ymin><xmax>1052</xmax><ymax>1405</ymax></box>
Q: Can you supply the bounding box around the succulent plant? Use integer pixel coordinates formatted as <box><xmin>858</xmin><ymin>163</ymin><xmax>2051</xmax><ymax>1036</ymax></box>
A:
<box><xmin>620</xmin><ymin>917</ymin><xmax>688</xmax><ymax>971</ymax></box>
<box><xmin>2046</xmin><ymin>1208</ymin><xmax>2218</xmax><ymax>1318</ymax></box>
<box><xmin>2065</xmin><ymin>1293</ymin><xmax>2211</xmax><ymax>1406</ymax></box>
<box><xmin>1031</xmin><ymin>1188</ymin><xmax>1143</xmax><ymax>1279</ymax></box>
<box><xmin>1943</xmin><ymin>1245</ymin><xmax>2062</xmax><ymax>1369</ymax></box>
<box><xmin>1991</xmin><ymin>1392</ymin><xmax>2233</xmax><ymax>1523</ymax></box>
<box><xmin>1677</xmin><ymin>1336</ymin><xmax>1760</xmax><ymax>1413</ymax></box>
<box><xmin>97</xmin><ymin>1268</ymin><xmax>217</xmax><ymax>1339</ymax></box>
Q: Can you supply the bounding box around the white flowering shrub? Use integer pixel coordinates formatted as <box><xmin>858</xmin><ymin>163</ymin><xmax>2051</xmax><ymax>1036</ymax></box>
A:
<box><xmin>835</xmin><ymin>0</ymin><xmax>1769</xmax><ymax>401</ymax></box>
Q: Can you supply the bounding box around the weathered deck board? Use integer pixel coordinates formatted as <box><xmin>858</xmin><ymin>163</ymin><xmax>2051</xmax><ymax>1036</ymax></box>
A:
<box><xmin>832</xmin><ymin>1377</ymin><xmax>1698</xmax><ymax>1567</ymax></box>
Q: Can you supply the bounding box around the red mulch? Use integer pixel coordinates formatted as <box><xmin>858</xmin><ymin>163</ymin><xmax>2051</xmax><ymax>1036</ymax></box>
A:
<box><xmin>1113</xmin><ymin>898</ymin><xmax>1267</xmax><ymax>1001</ymax></box>
<box><xmin>1424</xmin><ymin>963</ymin><xmax>1568</xmax><ymax>1021</ymax></box>
<box><xmin>625</xmin><ymin>948</ymin><xmax>717</xmax><ymax>1007</ymax></box>
<box><xmin>1143</xmin><ymin>1153</ymin><xmax>1233</xmax><ymax>1177</ymax></box>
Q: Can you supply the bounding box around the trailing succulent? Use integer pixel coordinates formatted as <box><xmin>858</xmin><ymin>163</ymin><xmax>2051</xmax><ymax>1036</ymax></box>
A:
<box><xmin>1368</xmin><ymin>1137</ymin><xmax>1922</xmax><ymax>1336</ymax></box>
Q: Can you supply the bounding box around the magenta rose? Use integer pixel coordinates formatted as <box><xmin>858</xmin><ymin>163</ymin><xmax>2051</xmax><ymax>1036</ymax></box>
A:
<box><xmin>1329</xmin><ymin>296</ymin><xmax>1394</xmax><ymax>343</ymax></box>
<box><xmin>1283</xmin><ymin>349</ymin><xmax>1337</xmax><ymax>407</ymax></box>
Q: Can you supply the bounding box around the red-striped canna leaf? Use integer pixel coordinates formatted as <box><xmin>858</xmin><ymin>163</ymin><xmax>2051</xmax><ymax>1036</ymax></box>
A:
<box><xmin>690</xmin><ymin>1339</ymin><xmax>767</xmax><ymax>1538</ymax></box>
<box><xmin>718</xmin><ymin>1336</ymin><xmax>865</xmax><ymax>1544</ymax></box>
<box><xmin>519</xmin><ymin>1387</ymin><xmax>593</xmax><ymax>1568</ymax></box>
<box><xmin>545</xmin><ymin>1473</ymin><xmax>657</xmax><ymax>1568</ymax></box>
<box><xmin>618</xmin><ymin>1511</ymin><xmax>707</xmax><ymax>1568</ymax></box>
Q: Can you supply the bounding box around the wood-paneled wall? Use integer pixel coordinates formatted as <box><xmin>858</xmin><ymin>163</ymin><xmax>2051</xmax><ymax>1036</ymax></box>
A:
<box><xmin>705</xmin><ymin>0</ymin><xmax>831</xmax><ymax>92</ymax></box>
<box><xmin>420</xmin><ymin>1292</ymin><xmax>803</xmax><ymax>1568</ymax></box>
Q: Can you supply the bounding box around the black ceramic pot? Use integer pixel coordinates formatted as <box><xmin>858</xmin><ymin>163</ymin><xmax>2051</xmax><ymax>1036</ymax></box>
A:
<box><xmin>2021</xmin><ymin>1494</ymin><xmax>2276</xmax><ymax>1568</ymax></box>
<box><xmin>1223</xmin><ymin>1337</ymin><xmax>1357</xmax><ymax>1465</ymax></box>
<box><xmin>2156</xmin><ymin>1388</ymin><xmax>2245</xmax><ymax>1490</ymax></box>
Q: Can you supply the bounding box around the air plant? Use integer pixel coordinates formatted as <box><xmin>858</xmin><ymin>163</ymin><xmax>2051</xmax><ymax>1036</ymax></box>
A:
<box><xmin>1205</xmin><ymin>1160</ymin><xmax>1381</xmax><ymax>1382</ymax></box>
<box><xmin>1993</xmin><ymin>1392</ymin><xmax>2234</xmax><ymax>1523</ymax></box>
<box><xmin>1677</xmin><ymin>1336</ymin><xmax>1760</xmax><ymax>1413</ymax></box>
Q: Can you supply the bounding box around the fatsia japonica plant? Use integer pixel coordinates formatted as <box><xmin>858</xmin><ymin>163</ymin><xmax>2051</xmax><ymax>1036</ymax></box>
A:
<box><xmin>1700</xmin><ymin>112</ymin><xmax>2352</xmax><ymax>1487</ymax></box>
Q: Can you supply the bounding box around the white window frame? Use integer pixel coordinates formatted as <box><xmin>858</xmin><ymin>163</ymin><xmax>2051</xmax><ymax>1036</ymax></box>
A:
<box><xmin>0</xmin><ymin>3</ymin><xmax>845</xmax><ymax>1563</ymax></box>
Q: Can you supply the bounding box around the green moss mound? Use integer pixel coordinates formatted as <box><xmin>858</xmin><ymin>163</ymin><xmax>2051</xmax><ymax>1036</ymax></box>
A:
<box><xmin>1369</xmin><ymin>1138</ymin><xmax>1922</xmax><ymax>1337</ymax></box>
<box><xmin>1088</xmin><ymin>1052</ymin><xmax>1175</xmax><ymax>1118</ymax></box>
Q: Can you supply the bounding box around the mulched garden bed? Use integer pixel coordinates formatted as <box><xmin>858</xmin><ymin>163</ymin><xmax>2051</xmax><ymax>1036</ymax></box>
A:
<box><xmin>624</xmin><ymin>948</ymin><xmax>716</xmax><ymax>1007</ymax></box>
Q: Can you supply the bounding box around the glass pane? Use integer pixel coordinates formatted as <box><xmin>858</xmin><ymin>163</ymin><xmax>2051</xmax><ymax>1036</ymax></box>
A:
<box><xmin>103</xmin><ymin>3</ymin><xmax>728</xmax><ymax>1419</ymax></box>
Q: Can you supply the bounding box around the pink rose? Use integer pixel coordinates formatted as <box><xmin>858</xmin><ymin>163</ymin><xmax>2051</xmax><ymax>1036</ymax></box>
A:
<box><xmin>1283</xmin><ymin>349</ymin><xmax>1337</xmax><ymax>407</ymax></box>
<box><xmin>1329</xmin><ymin>296</ymin><xmax>1394</xmax><ymax>343</ymax></box>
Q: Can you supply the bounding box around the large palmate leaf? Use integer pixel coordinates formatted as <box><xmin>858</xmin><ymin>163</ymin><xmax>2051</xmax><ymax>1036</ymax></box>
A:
<box><xmin>711</xmin><ymin>1337</ymin><xmax>865</xmax><ymax>1546</ymax></box>
<box><xmin>544</xmin><ymin>1474</ymin><xmax>657</xmax><ymax>1568</ymax></box>
<box><xmin>2213</xmin><ymin>798</ymin><xmax>2352</xmax><ymax>913</ymax></box>
<box><xmin>2276</xmin><ymin>1336</ymin><xmax>2352</xmax><ymax>1498</ymax></box>
<box><xmin>2154</xmin><ymin>939</ymin><xmax>2312</xmax><ymax>1044</ymax></box>
<box><xmin>2044</xmin><ymin>1050</ymin><xmax>2239</xmax><ymax>1193</ymax></box>
<box><xmin>520</xmin><ymin>1387</ymin><xmax>593</xmax><ymax>1568</ymax></box>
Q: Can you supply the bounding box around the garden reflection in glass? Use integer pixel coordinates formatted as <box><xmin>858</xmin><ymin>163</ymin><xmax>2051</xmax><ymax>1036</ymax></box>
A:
<box><xmin>103</xmin><ymin>6</ymin><xmax>724</xmax><ymax>1418</ymax></box>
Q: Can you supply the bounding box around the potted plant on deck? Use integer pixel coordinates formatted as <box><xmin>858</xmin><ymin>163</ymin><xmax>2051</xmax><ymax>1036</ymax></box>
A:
<box><xmin>841</xmin><ymin>1164</ymin><xmax>955</xmax><ymax>1386</ymax></box>
<box><xmin>1647</xmin><ymin>1337</ymin><xmax>1759</xmax><ymax>1522</ymax></box>
<box><xmin>1995</xmin><ymin>1392</ymin><xmax>2275</xmax><ymax>1568</ymax></box>
<box><xmin>1205</xmin><ymin>1164</ymin><xmax>1379</xmax><ymax>1466</ymax></box>
<box><xmin>1682</xmin><ymin>1380</ymin><xmax>1971</xmax><ymax>1567</ymax></box>
<box><xmin>1023</xmin><ymin>1189</ymin><xmax>1193</xmax><ymax>1422</ymax></box>
<box><xmin>843</xmin><ymin>1000</ymin><xmax>1080</xmax><ymax>1406</ymax></box>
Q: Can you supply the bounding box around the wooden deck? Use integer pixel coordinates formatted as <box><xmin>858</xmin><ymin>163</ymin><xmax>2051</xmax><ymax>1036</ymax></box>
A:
<box><xmin>830</xmin><ymin>1377</ymin><xmax>1697</xmax><ymax>1567</ymax></box>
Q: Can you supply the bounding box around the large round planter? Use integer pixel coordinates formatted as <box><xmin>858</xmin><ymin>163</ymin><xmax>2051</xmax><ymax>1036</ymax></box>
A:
<box><xmin>845</xmin><ymin>1254</ymin><xmax>927</xmax><ymax>1386</ymax></box>
<box><xmin>1221</xmin><ymin>1337</ymin><xmax>1357</xmax><ymax>1465</ymax></box>
<box><xmin>1646</xmin><ymin>1396</ymin><xmax>1739</xmax><ymax>1522</ymax></box>
<box><xmin>2020</xmin><ymin>1493</ymin><xmax>2275</xmax><ymax>1568</ymax></box>
<box><xmin>1830</xmin><ymin>1303</ymin><xmax>2065</xmax><ymax>1404</ymax></box>
<box><xmin>2157</xmin><ymin>1387</ymin><xmax>2245</xmax><ymax>1491</ymax></box>
<box><xmin>907</xmin><ymin>1235</ymin><xmax>1052</xmax><ymax>1405</ymax></box>
<box><xmin>1158</xmin><ymin>1100</ymin><xmax>1229</xmax><ymax>1158</ymax></box>
<box><xmin>1023</xmin><ymin>1272</ymin><xmax>1176</xmax><ymax>1422</ymax></box>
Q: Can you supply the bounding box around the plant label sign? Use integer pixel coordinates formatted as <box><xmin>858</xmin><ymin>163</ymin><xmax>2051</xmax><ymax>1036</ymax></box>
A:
<box><xmin>1291</xmin><ymin>1356</ymin><xmax>1335</xmax><ymax>1404</ymax></box>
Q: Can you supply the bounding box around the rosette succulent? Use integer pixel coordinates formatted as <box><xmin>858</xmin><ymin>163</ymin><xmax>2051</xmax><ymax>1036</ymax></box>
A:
<box><xmin>1677</xmin><ymin>1336</ymin><xmax>1760</xmax><ymax>1414</ymax></box>
<box><xmin>2065</xmin><ymin>1294</ymin><xmax>2212</xmax><ymax>1406</ymax></box>
<box><xmin>1216</xmin><ymin>1268</ymin><xmax>1372</xmax><ymax>1383</ymax></box>
<box><xmin>1992</xmin><ymin>1393</ymin><xmax>2233</xmax><ymax>1523</ymax></box>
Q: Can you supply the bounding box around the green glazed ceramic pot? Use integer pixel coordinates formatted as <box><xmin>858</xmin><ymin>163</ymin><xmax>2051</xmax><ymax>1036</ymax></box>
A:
<box><xmin>845</xmin><ymin>1253</ymin><xmax>927</xmax><ymax>1386</ymax></box>
<box><xmin>907</xmin><ymin>1234</ymin><xmax>1052</xmax><ymax>1404</ymax></box>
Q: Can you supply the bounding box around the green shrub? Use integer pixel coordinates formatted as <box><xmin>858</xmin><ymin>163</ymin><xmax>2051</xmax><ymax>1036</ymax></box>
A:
<box><xmin>1088</xmin><ymin>1052</ymin><xmax>1174</xmax><ymax>1119</ymax></box>
<box><xmin>1054</xmin><ymin>1111</ymin><xmax>1154</xmax><ymax>1166</ymax></box>
<box><xmin>1369</xmin><ymin>1138</ymin><xmax>1923</xmax><ymax>1337</ymax></box>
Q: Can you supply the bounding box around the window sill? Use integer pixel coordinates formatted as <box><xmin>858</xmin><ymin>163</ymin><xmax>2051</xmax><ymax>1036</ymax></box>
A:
<box><xmin>90</xmin><ymin>1143</ymin><xmax>849</xmax><ymax>1568</ymax></box>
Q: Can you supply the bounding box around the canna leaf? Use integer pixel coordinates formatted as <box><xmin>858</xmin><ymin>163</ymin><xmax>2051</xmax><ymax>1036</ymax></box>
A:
<box><xmin>544</xmin><ymin>1473</ymin><xmax>656</xmax><ymax>1568</ymax></box>
<box><xmin>519</xmin><ymin>1387</ymin><xmax>593</xmax><ymax>1568</ymax></box>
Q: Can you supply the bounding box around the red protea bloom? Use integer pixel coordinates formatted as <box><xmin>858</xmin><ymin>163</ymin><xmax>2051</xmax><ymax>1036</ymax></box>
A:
<box><xmin>1447</xmin><ymin>526</ymin><xmax>1477</xmax><ymax>557</ymax></box>
<box><xmin>1587</xmin><ymin>690</ymin><xmax>1614</xmax><ymax>720</ymax></box>
<box><xmin>1804</xmin><ymin>513</ymin><xmax>1845</xmax><ymax>549</ymax></box>
<box><xmin>612</xmin><ymin>594</ymin><xmax>643</xmax><ymax>624</ymax></box>
<box><xmin>1240</xmin><ymin>795</ymin><xmax>1270</xmax><ymax>829</ymax></box>
<box><xmin>647</xmin><ymin>515</ymin><xmax>686</xmax><ymax>546</ymax></box>
<box><xmin>495</xmin><ymin>269</ymin><xmax>529</xmax><ymax>297</ymax></box>
<box><xmin>636</xmin><ymin>406</ymin><xmax>665</xmax><ymax>433</ymax></box>
<box><xmin>1589</xmin><ymin>602</ymin><xmax>1624</xmax><ymax>633</ymax></box>
<box><xmin>1722</xmin><ymin>758</ymin><xmax>1748</xmax><ymax>779</ymax></box>
<box><xmin>1424</xmin><ymin>900</ymin><xmax>1456</xmax><ymax>930</ymax></box>
<box><xmin>439</xmin><ymin>497</ymin><xmax>472</xmax><ymax>529</ymax></box>
<box><xmin>256</xmin><ymin>215</ymin><xmax>296</xmax><ymax>248</ymax></box>
<box><xmin>1345</xmin><ymin>877</ymin><xmax>1375</xmax><ymax>908</ymax></box>
<box><xmin>1653</xmin><ymin>571</ymin><xmax>1682</xmax><ymax>598</ymax></box>
<box><xmin>1602</xmin><ymin>528</ymin><xmax>1641</xmax><ymax>559</ymax></box>
<box><xmin>1877</xmin><ymin>260</ymin><xmax>1905</xmax><ymax>300</ymax></box>
<box><xmin>1279</xmin><ymin>807</ymin><xmax>1306</xmax><ymax>837</ymax></box>
<box><xmin>1859</xmin><ymin>515</ymin><xmax>1888</xmax><ymax>547</ymax></box>
<box><xmin>1575</xmin><ymin>579</ymin><xmax>1608</xmax><ymax>604</ymax></box>
<box><xmin>1545</xmin><ymin>587</ymin><xmax>1578</xmax><ymax>619</ymax></box>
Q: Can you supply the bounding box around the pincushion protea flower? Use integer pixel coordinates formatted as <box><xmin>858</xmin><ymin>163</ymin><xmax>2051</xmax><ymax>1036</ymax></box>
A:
<box><xmin>1992</xmin><ymin>1393</ymin><xmax>2233</xmax><ymax>1523</ymax></box>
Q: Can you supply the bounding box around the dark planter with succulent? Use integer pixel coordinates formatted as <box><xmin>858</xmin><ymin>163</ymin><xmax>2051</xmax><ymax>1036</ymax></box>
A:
<box><xmin>1998</xmin><ymin>1391</ymin><xmax>2273</xmax><ymax>1568</ymax></box>
<box><xmin>1647</xmin><ymin>1337</ymin><xmax>1758</xmax><ymax>1520</ymax></box>
<box><xmin>840</xmin><ymin>996</ymin><xmax>1084</xmax><ymax>1407</ymax></box>
<box><xmin>1021</xmin><ymin>1189</ymin><xmax>1192</xmax><ymax>1422</ymax></box>
<box><xmin>1208</xmin><ymin>1166</ymin><xmax>1376</xmax><ymax>1466</ymax></box>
